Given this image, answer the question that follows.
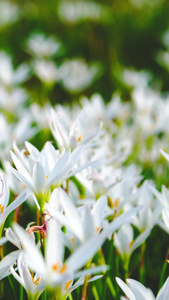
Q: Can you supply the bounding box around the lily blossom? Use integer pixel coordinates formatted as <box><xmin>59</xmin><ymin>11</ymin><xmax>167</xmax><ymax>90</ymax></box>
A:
<box><xmin>116</xmin><ymin>276</ymin><xmax>169</xmax><ymax>300</ymax></box>
<box><xmin>11</xmin><ymin>253</ymin><xmax>45</xmax><ymax>300</ymax></box>
<box><xmin>13</xmin><ymin>219</ymin><xmax>108</xmax><ymax>291</ymax></box>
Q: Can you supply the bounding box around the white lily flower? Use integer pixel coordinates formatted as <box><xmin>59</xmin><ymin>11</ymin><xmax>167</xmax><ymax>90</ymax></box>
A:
<box><xmin>114</xmin><ymin>224</ymin><xmax>151</xmax><ymax>270</ymax></box>
<box><xmin>58</xmin><ymin>58</ymin><xmax>101</xmax><ymax>93</ymax></box>
<box><xmin>116</xmin><ymin>276</ymin><xmax>169</xmax><ymax>300</ymax></box>
<box><xmin>13</xmin><ymin>219</ymin><xmax>108</xmax><ymax>292</ymax></box>
<box><xmin>0</xmin><ymin>52</ymin><xmax>29</xmax><ymax>87</ymax></box>
<box><xmin>33</xmin><ymin>60</ymin><xmax>58</xmax><ymax>84</ymax></box>
<box><xmin>49</xmin><ymin>107</ymin><xmax>103</xmax><ymax>152</ymax></box>
<box><xmin>46</xmin><ymin>187</ymin><xmax>108</xmax><ymax>249</ymax></box>
<box><xmin>11</xmin><ymin>253</ymin><xmax>45</xmax><ymax>300</ymax></box>
<box><xmin>26</xmin><ymin>33</ymin><xmax>62</xmax><ymax>58</ymax></box>
<box><xmin>9</xmin><ymin>141</ymin><xmax>101</xmax><ymax>209</ymax></box>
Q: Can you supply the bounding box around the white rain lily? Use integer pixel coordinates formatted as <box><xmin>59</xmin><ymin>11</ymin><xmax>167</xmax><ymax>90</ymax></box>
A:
<box><xmin>114</xmin><ymin>224</ymin><xmax>151</xmax><ymax>270</ymax></box>
<box><xmin>11</xmin><ymin>253</ymin><xmax>45</xmax><ymax>300</ymax></box>
<box><xmin>9</xmin><ymin>141</ymin><xmax>101</xmax><ymax>209</ymax></box>
<box><xmin>46</xmin><ymin>187</ymin><xmax>108</xmax><ymax>249</ymax></box>
<box><xmin>33</xmin><ymin>60</ymin><xmax>58</xmax><ymax>84</ymax></box>
<box><xmin>49</xmin><ymin>107</ymin><xmax>103</xmax><ymax>152</ymax></box>
<box><xmin>0</xmin><ymin>1</ymin><xmax>19</xmax><ymax>28</ymax></box>
<box><xmin>0</xmin><ymin>52</ymin><xmax>29</xmax><ymax>87</ymax></box>
<box><xmin>58</xmin><ymin>59</ymin><xmax>101</xmax><ymax>93</ymax></box>
<box><xmin>26</xmin><ymin>33</ymin><xmax>62</xmax><ymax>58</ymax></box>
<box><xmin>116</xmin><ymin>276</ymin><xmax>169</xmax><ymax>300</ymax></box>
<box><xmin>57</xmin><ymin>1</ymin><xmax>110</xmax><ymax>24</ymax></box>
<box><xmin>13</xmin><ymin>219</ymin><xmax>108</xmax><ymax>293</ymax></box>
<box><xmin>132</xmin><ymin>182</ymin><xmax>161</xmax><ymax>232</ymax></box>
<box><xmin>0</xmin><ymin>86</ymin><xmax>28</xmax><ymax>113</ymax></box>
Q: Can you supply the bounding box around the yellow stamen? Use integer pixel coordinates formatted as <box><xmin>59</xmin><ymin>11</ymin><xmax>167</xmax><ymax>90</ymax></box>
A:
<box><xmin>46</xmin><ymin>176</ymin><xmax>48</xmax><ymax>179</ymax></box>
<box><xmin>109</xmin><ymin>197</ymin><xmax>120</xmax><ymax>208</ymax></box>
<box><xmin>24</xmin><ymin>150</ymin><xmax>30</xmax><ymax>156</ymax></box>
<box><xmin>65</xmin><ymin>280</ymin><xmax>72</xmax><ymax>290</ymax></box>
<box><xmin>0</xmin><ymin>204</ymin><xmax>4</xmax><ymax>214</ymax></box>
<box><xmin>71</xmin><ymin>238</ymin><xmax>75</xmax><ymax>244</ymax></box>
<box><xmin>32</xmin><ymin>277</ymin><xmax>40</xmax><ymax>286</ymax></box>
<box><xmin>78</xmin><ymin>136</ymin><xmax>82</xmax><ymax>142</ymax></box>
<box><xmin>129</xmin><ymin>240</ymin><xmax>134</xmax><ymax>248</ymax></box>
<box><xmin>114</xmin><ymin>198</ymin><xmax>120</xmax><ymax>208</ymax></box>
<box><xmin>60</xmin><ymin>264</ymin><xmax>67</xmax><ymax>273</ymax></box>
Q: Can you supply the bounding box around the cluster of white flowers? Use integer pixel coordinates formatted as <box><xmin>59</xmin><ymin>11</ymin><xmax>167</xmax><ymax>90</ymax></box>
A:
<box><xmin>1</xmin><ymin>22</ymin><xmax>169</xmax><ymax>299</ymax></box>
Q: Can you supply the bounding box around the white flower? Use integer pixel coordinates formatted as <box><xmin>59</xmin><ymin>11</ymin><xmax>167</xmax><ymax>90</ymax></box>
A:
<box><xmin>0</xmin><ymin>1</ymin><xmax>19</xmax><ymax>28</ymax></box>
<box><xmin>58</xmin><ymin>59</ymin><xmax>101</xmax><ymax>93</ymax></box>
<box><xmin>11</xmin><ymin>253</ymin><xmax>44</xmax><ymax>300</ymax></box>
<box><xmin>114</xmin><ymin>224</ymin><xmax>151</xmax><ymax>270</ymax></box>
<box><xmin>33</xmin><ymin>60</ymin><xmax>58</xmax><ymax>84</ymax></box>
<box><xmin>13</xmin><ymin>219</ymin><xmax>108</xmax><ymax>291</ymax></box>
<box><xmin>0</xmin><ymin>52</ymin><xmax>29</xmax><ymax>87</ymax></box>
<box><xmin>9</xmin><ymin>141</ymin><xmax>100</xmax><ymax>208</ymax></box>
<box><xmin>27</xmin><ymin>33</ymin><xmax>62</xmax><ymax>58</ymax></box>
<box><xmin>49</xmin><ymin>107</ymin><xmax>103</xmax><ymax>152</ymax></box>
<box><xmin>116</xmin><ymin>276</ymin><xmax>169</xmax><ymax>300</ymax></box>
<box><xmin>46</xmin><ymin>187</ymin><xmax>108</xmax><ymax>249</ymax></box>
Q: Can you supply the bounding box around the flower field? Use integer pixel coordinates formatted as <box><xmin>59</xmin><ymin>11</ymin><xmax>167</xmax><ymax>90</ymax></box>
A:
<box><xmin>1</xmin><ymin>1</ymin><xmax>169</xmax><ymax>299</ymax></box>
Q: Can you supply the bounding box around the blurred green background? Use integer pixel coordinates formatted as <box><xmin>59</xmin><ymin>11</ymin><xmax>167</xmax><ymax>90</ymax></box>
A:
<box><xmin>1</xmin><ymin>0</ymin><xmax>169</xmax><ymax>104</ymax></box>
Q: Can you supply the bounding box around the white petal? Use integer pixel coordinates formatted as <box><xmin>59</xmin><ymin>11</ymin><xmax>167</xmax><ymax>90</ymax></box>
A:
<box><xmin>46</xmin><ymin>218</ymin><xmax>64</xmax><ymax>270</ymax></box>
<box><xmin>13</xmin><ymin>223</ymin><xmax>45</xmax><ymax>274</ymax></box>
<box><xmin>131</xmin><ymin>228</ymin><xmax>151</xmax><ymax>253</ymax></box>
<box><xmin>8</xmin><ymin>163</ymin><xmax>34</xmax><ymax>191</ymax></box>
<box><xmin>46</xmin><ymin>150</ymin><xmax>71</xmax><ymax>187</ymax></box>
<box><xmin>4</xmin><ymin>188</ymin><xmax>31</xmax><ymax>218</ymax></box>
<box><xmin>10</xmin><ymin>151</ymin><xmax>33</xmax><ymax>183</ymax></box>
<box><xmin>127</xmin><ymin>279</ymin><xmax>155</xmax><ymax>300</ymax></box>
<box><xmin>33</xmin><ymin>161</ymin><xmax>46</xmax><ymax>194</ymax></box>
<box><xmin>104</xmin><ymin>207</ymin><xmax>141</xmax><ymax>237</ymax></box>
<box><xmin>66</xmin><ymin>233</ymin><xmax>106</xmax><ymax>273</ymax></box>
<box><xmin>116</xmin><ymin>277</ymin><xmax>136</xmax><ymax>300</ymax></box>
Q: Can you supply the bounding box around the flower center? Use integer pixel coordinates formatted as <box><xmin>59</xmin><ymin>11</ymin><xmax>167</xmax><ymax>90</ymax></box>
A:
<box><xmin>52</xmin><ymin>262</ymin><xmax>68</xmax><ymax>274</ymax></box>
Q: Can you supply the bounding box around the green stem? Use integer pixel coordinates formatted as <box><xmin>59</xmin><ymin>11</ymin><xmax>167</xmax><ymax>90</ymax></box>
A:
<box><xmin>106</xmin><ymin>277</ymin><xmax>116</xmax><ymax>298</ymax></box>
<box><xmin>20</xmin><ymin>285</ymin><xmax>23</xmax><ymax>300</ymax></box>
<box><xmin>92</xmin><ymin>285</ymin><xmax>100</xmax><ymax>300</ymax></box>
